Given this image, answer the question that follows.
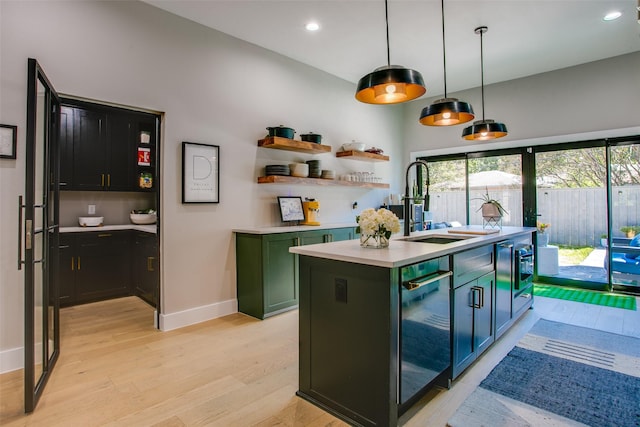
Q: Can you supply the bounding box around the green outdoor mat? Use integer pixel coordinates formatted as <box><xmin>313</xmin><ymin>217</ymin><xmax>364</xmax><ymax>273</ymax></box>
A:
<box><xmin>533</xmin><ymin>284</ymin><xmax>637</xmax><ymax>310</ymax></box>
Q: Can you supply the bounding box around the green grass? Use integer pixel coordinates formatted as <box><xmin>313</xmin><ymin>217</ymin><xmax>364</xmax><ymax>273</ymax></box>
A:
<box><xmin>557</xmin><ymin>245</ymin><xmax>594</xmax><ymax>265</ymax></box>
<box><xmin>534</xmin><ymin>283</ymin><xmax>637</xmax><ymax>310</ymax></box>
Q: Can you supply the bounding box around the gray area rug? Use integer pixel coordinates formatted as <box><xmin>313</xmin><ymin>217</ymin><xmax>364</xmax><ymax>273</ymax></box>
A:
<box><xmin>448</xmin><ymin>319</ymin><xmax>640</xmax><ymax>427</ymax></box>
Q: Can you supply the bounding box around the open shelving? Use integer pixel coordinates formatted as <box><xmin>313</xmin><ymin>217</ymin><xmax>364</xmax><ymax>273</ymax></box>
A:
<box><xmin>258</xmin><ymin>136</ymin><xmax>331</xmax><ymax>154</ymax></box>
<box><xmin>257</xmin><ymin>175</ymin><xmax>389</xmax><ymax>189</ymax></box>
<box><xmin>336</xmin><ymin>150</ymin><xmax>389</xmax><ymax>162</ymax></box>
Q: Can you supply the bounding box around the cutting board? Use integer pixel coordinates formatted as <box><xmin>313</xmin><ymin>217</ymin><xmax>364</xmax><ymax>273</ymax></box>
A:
<box><xmin>448</xmin><ymin>228</ymin><xmax>500</xmax><ymax>235</ymax></box>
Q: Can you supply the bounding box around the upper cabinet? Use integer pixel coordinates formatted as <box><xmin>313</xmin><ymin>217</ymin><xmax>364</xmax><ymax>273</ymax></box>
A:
<box><xmin>60</xmin><ymin>102</ymin><xmax>158</xmax><ymax>192</ymax></box>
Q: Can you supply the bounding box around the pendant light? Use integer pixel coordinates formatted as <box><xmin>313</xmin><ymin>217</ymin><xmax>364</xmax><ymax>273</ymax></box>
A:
<box><xmin>355</xmin><ymin>0</ymin><xmax>426</xmax><ymax>104</ymax></box>
<box><xmin>462</xmin><ymin>26</ymin><xmax>508</xmax><ymax>141</ymax></box>
<box><xmin>419</xmin><ymin>0</ymin><xmax>474</xmax><ymax>126</ymax></box>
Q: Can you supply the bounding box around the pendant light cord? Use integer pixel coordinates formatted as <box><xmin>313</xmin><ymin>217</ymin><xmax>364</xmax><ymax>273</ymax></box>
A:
<box><xmin>479</xmin><ymin>27</ymin><xmax>486</xmax><ymax>120</ymax></box>
<box><xmin>441</xmin><ymin>0</ymin><xmax>447</xmax><ymax>97</ymax></box>
<box><xmin>385</xmin><ymin>0</ymin><xmax>391</xmax><ymax>67</ymax></box>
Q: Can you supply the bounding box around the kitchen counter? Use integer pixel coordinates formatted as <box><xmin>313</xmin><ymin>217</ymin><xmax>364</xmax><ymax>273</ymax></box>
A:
<box><xmin>290</xmin><ymin>225</ymin><xmax>534</xmax><ymax>267</ymax></box>
<box><xmin>60</xmin><ymin>224</ymin><xmax>157</xmax><ymax>234</ymax></box>
<box><xmin>232</xmin><ymin>222</ymin><xmax>357</xmax><ymax>235</ymax></box>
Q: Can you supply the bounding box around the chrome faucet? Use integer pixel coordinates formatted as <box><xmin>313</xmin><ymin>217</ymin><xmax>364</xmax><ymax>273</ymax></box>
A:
<box><xmin>403</xmin><ymin>160</ymin><xmax>430</xmax><ymax>236</ymax></box>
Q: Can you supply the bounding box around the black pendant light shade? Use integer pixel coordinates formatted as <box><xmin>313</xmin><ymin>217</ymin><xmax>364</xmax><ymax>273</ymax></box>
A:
<box><xmin>356</xmin><ymin>66</ymin><xmax>426</xmax><ymax>104</ymax></box>
<box><xmin>420</xmin><ymin>0</ymin><xmax>473</xmax><ymax>125</ymax></box>
<box><xmin>461</xmin><ymin>119</ymin><xmax>508</xmax><ymax>140</ymax></box>
<box><xmin>420</xmin><ymin>98</ymin><xmax>474</xmax><ymax>126</ymax></box>
<box><xmin>355</xmin><ymin>0</ymin><xmax>426</xmax><ymax>105</ymax></box>
<box><xmin>462</xmin><ymin>26</ymin><xmax>508</xmax><ymax>140</ymax></box>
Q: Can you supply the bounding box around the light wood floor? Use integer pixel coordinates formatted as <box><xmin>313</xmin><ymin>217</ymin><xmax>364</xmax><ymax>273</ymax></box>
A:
<box><xmin>1</xmin><ymin>294</ymin><xmax>638</xmax><ymax>426</ymax></box>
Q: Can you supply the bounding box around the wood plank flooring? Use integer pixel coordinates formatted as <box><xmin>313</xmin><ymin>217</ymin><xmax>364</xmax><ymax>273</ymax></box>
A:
<box><xmin>1</xmin><ymin>294</ymin><xmax>638</xmax><ymax>426</ymax></box>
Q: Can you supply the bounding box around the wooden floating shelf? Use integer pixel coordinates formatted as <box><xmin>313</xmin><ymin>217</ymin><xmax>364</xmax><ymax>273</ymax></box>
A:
<box><xmin>258</xmin><ymin>175</ymin><xmax>389</xmax><ymax>189</ymax></box>
<box><xmin>258</xmin><ymin>136</ymin><xmax>331</xmax><ymax>155</ymax></box>
<box><xmin>336</xmin><ymin>150</ymin><xmax>389</xmax><ymax>162</ymax></box>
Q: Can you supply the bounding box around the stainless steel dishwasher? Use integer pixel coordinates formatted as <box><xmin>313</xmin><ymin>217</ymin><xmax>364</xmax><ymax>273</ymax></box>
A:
<box><xmin>399</xmin><ymin>256</ymin><xmax>452</xmax><ymax>408</ymax></box>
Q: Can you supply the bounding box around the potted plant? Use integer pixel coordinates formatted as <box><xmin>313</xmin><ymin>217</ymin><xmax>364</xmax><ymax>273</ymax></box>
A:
<box><xmin>537</xmin><ymin>221</ymin><xmax>551</xmax><ymax>247</ymax></box>
<box><xmin>474</xmin><ymin>188</ymin><xmax>507</xmax><ymax>219</ymax></box>
<box><xmin>600</xmin><ymin>233</ymin><xmax>608</xmax><ymax>247</ymax></box>
<box><xmin>620</xmin><ymin>226</ymin><xmax>640</xmax><ymax>238</ymax></box>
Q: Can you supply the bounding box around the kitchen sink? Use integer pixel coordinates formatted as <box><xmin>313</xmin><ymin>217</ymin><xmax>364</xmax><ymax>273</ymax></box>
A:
<box><xmin>403</xmin><ymin>235</ymin><xmax>474</xmax><ymax>244</ymax></box>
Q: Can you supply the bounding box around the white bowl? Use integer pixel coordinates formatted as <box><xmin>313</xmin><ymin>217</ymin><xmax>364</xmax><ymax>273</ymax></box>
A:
<box><xmin>342</xmin><ymin>142</ymin><xmax>366</xmax><ymax>152</ymax></box>
<box><xmin>130</xmin><ymin>213</ymin><xmax>157</xmax><ymax>225</ymax></box>
<box><xmin>78</xmin><ymin>216</ymin><xmax>104</xmax><ymax>227</ymax></box>
<box><xmin>289</xmin><ymin>163</ymin><xmax>309</xmax><ymax>177</ymax></box>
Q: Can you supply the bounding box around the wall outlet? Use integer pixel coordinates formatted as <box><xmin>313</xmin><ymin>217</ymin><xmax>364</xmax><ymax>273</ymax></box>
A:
<box><xmin>88</xmin><ymin>204</ymin><xmax>96</xmax><ymax>215</ymax></box>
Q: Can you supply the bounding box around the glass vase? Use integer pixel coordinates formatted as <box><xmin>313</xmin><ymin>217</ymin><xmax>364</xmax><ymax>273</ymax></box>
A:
<box><xmin>360</xmin><ymin>233</ymin><xmax>389</xmax><ymax>249</ymax></box>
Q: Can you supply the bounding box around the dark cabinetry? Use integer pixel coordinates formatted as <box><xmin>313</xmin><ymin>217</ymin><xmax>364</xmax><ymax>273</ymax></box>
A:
<box><xmin>58</xmin><ymin>230</ymin><xmax>158</xmax><ymax>307</ymax></box>
<box><xmin>451</xmin><ymin>245</ymin><xmax>495</xmax><ymax>379</ymax></box>
<box><xmin>59</xmin><ymin>101</ymin><xmax>157</xmax><ymax>192</ymax></box>
<box><xmin>133</xmin><ymin>231</ymin><xmax>158</xmax><ymax>307</ymax></box>
<box><xmin>495</xmin><ymin>240</ymin><xmax>515</xmax><ymax>339</ymax></box>
<box><xmin>235</xmin><ymin>227</ymin><xmax>356</xmax><ymax>319</ymax></box>
<box><xmin>58</xmin><ymin>231</ymin><xmax>131</xmax><ymax>306</ymax></box>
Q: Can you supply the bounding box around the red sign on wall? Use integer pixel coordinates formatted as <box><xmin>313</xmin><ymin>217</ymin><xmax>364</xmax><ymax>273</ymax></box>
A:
<box><xmin>138</xmin><ymin>147</ymin><xmax>151</xmax><ymax>166</ymax></box>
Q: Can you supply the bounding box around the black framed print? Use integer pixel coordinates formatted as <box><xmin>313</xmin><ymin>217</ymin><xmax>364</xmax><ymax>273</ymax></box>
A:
<box><xmin>0</xmin><ymin>124</ymin><xmax>17</xmax><ymax>159</ymax></box>
<box><xmin>277</xmin><ymin>196</ymin><xmax>305</xmax><ymax>222</ymax></box>
<box><xmin>182</xmin><ymin>141</ymin><xmax>220</xmax><ymax>203</ymax></box>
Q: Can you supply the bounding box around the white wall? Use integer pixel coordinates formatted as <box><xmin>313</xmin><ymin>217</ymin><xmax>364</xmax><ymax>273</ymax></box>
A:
<box><xmin>0</xmin><ymin>0</ymin><xmax>404</xmax><ymax>370</ymax></box>
<box><xmin>401</xmin><ymin>52</ymin><xmax>640</xmax><ymax>158</ymax></box>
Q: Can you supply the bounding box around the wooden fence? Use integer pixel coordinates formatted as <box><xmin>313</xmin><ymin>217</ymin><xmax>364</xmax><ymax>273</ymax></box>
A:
<box><xmin>428</xmin><ymin>185</ymin><xmax>640</xmax><ymax>247</ymax></box>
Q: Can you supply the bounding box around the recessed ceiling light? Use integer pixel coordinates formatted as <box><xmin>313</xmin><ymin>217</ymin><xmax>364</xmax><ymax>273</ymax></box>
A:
<box><xmin>603</xmin><ymin>11</ymin><xmax>622</xmax><ymax>21</ymax></box>
<box><xmin>305</xmin><ymin>22</ymin><xmax>320</xmax><ymax>31</ymax></box>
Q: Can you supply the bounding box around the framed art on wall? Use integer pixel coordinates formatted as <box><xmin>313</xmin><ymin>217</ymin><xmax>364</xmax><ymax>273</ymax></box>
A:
<box><xmin>182</xmin><ymin>141</ymin><xmax>220</xmax><ymax>203</ymax></box>
<box><xmin>0</xmin><ymin>124</ymin><xmax>17</xmax><ymax>159</ymax></box>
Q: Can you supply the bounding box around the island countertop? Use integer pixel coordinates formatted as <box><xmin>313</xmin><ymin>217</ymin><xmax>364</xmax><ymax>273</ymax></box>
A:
<box><xmin>289</xmin><ymin>225</ymin><xmax>535</xmax><ymax>268</ymax></box>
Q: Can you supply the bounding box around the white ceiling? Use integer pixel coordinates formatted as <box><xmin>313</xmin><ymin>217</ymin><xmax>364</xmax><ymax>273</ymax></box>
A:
<box><xmin>144</xmin><ymin>0</ymin><xmax>640</xmax><ymax>98</ymax></box>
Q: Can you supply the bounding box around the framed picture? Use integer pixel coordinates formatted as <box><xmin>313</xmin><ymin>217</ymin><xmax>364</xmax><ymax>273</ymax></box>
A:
<box><xmin>182</xmin><ymin>141</ymin><xmax>220</xmax><ymax>203</ymax></box>
<box><xmin>0</xmin><ymin>124</ymin><xmax>17</xmax><ymax>159</ymax></box>
<box><xmin>277</xmin><ymin>196</ymin><xmax>305</xmax><ymax>222</ymax></box>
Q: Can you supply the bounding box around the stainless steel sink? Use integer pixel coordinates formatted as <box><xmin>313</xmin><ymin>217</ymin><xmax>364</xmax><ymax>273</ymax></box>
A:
<box><xmin>402</xmin><ymin>234</ymin><xmax>474</xmax><ymax>244</ymax></box>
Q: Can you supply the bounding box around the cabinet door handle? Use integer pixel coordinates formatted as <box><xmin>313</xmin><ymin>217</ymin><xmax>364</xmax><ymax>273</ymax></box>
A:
<box><xmin>17</xmin><ymin>196</ymin><xmax>24</xmax><ymax>270</ymax></box>
<box><xmin>77</xmin><ymin>257</ymin><xmax>81</xmax><ymax>270</ymax></box>
<box><xmin>98</xmin><ymin>233</ymin><xmax>112</xmax><ymax>238</ymax></box>
<box><xmin>101</xmin><ymin>174</ymin><xmax>105</xmax><ymax>187</ymax></box>
<box><xmin>295</xmin><ymin>237</ymin><xmax>301</xmax><ymax>246</ymax></box>
<box><xmin>471</xmin><ymin>286</ymin><xmax>483</xmax><ymax>308</ymax></box>
<box><xmin>405</xmin><ymin>271</ymin><xmax>452</xmax><ymax>291</ymax></box>
<box><xmin>71</xmin><ymin>256</ymin><xmax>75</xmax><ymax>271</ymax></box>
<box><xmin>107</xmin><ymin>174</ymin><xmax>111</xmax><ymax>188</ymax></box>
<box><xmin>147</xmin><ymin>257</ymin><xmax>155</xmax><ymax>272</ymax></box>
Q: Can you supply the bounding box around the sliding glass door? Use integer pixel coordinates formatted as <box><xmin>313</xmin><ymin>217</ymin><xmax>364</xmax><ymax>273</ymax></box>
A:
<box><xmin>534</xmin><ymin>145</ymin><xmax>608</xmax><ymax>288</ymax></box>
<box><xmin>608</xmin><ymin>142</ymin><xmax>640</xmax><ymax>291</ymax></box>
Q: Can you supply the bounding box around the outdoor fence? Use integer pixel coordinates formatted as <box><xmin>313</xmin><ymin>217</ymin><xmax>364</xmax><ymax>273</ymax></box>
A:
<box><xmin>428</xmin><ymin>185</ymin><xmax>640</xmax><ymax>247</ymax></box>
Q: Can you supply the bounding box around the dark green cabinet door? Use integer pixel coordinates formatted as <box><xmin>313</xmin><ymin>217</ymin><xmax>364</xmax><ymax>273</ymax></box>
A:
<box><xmin>75</xmin><ymin>231</ymin><xmax>131</xmax><ymax>303</ymax></box>
<box><xmin>474</xmin><ymin>272</ymin><xmax>495</xmax><ymax>355</ymax></box>
<box><xmin>329</xmin><ymin>227</ymin><xmax>355</xmax><ymax>242</ymax></box>
<box><xmin>73</xmin><ymin>108</ymin><xmax>108</xmax><ymax>191</ymax></box>
<box><xmin>299</xmin><ymin>230</ymin><xmax>325</xmax><ymax>245</ymax></box>
<box><xmin>263</xmin><ymin>233</ymin><xmax>299</xmax><ymax>314</ymax></box>
<box><xmin>452</xmin><ymin>282</ymin><xmax>475</xmax><ymax>377</ymax></box>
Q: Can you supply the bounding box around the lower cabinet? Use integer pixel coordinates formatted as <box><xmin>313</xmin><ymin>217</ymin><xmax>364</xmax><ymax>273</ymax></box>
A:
<box><xmin>236</xmin><ymin>227</ymin><xmax>356</xmax><ymax>319</ymax></box>
<box><xmin>133</xmin><ymin>231</ymin><xmax>159</xmax><ymax>307</ymax></box>
<box><xmin>452</xmin><ymin>271</ymin><xmax>495</xmax><ymax>379</ymax></box>
<box><xmin>58</xmin><ymin>230</ymin><xmax>158</xmax><ymax>307</ymax></box>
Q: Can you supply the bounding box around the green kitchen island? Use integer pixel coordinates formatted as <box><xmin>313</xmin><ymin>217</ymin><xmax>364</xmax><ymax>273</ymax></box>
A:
<box><xmin>289</xmin><ymin>226</ymin><xmax>535</xmax><ymax>427</ymax></box>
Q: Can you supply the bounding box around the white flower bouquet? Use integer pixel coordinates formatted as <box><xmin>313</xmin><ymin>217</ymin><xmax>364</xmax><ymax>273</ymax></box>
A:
<box><xmin>356</xmin><ymin>208</ymin><xmax>401</xmax><ymax>248</ymax></box>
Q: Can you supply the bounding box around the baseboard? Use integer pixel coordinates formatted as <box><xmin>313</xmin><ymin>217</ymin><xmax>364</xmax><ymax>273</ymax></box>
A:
<box><xmin>158</xmin><ymin>298</ymin><xmax>238</xmax><ymax>331</ymax></box>
<box><xmin>0</xmin><ymin>346</ymin><xmax>24</xmax><ymax>374</ymax></box>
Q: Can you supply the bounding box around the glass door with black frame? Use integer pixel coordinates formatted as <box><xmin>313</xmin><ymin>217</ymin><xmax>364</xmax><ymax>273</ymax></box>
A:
<box><xmin>21</xmin><ymin>58</ymin><xmax>61</xmax><ymax>413</ymax></box>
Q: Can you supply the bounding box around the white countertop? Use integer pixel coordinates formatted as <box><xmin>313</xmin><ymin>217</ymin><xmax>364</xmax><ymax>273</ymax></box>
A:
<box><xmin>232</xmin><ymin>222</ymin><xmax>357</xmax><ymax>235</ymax></box>
<box><xmin>60</xmin><ymin>224</ymin><xmax>157</xmax><ymax>234</ymax></box>
<box><xmin>289</xmin><ymin>226</ymin><xmax>535</xmax><ymax>268</ymax></box>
